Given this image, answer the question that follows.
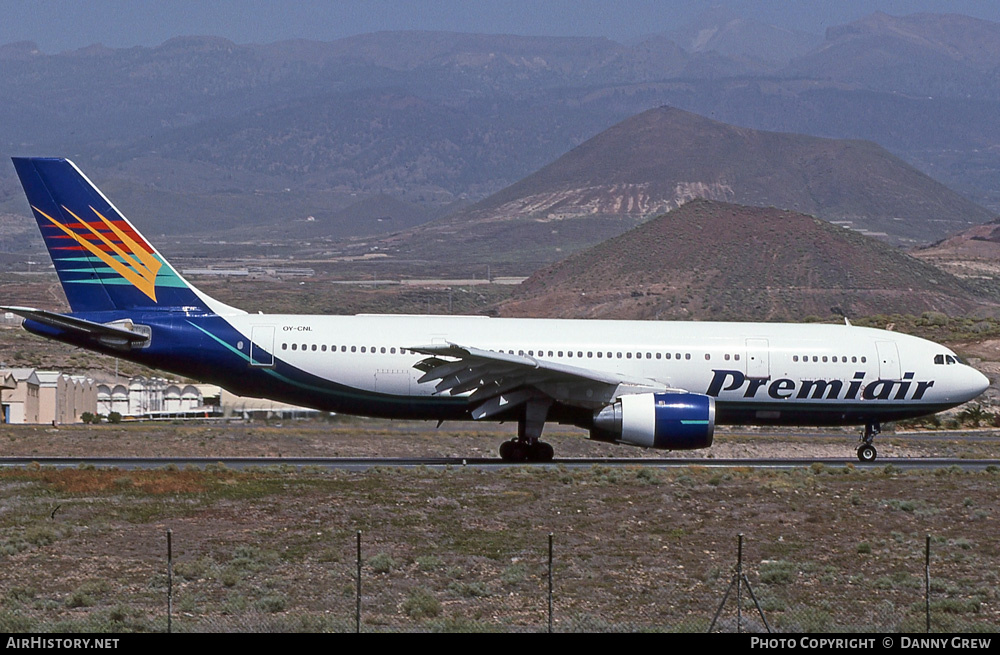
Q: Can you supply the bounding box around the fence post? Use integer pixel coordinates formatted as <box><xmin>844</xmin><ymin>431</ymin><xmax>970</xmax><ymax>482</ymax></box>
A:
<box><xmin>737</xmin><ymin>533</ymin><xmax>744</xmax><ymax>634</ymax></box>
<box><xmin>709</xmin><ymin>533</ymin><xmax>770</xmax><ymax>633</ymax></box>
<box><xmin>925</xmin><ymin>534</ymin><xmax>931</xmax><ymax>633</ymax></box>
<box><xmin>356</xmin><ymin>530</ymin><xmax>362</xmax><ymax>634</ymax></box>
<box><xmin>166</xmin><ymin>529</ymin><xmax>173</xmax><ymax>634</ymax></box>
<box><xmin>547</xmin><ymin>533</ymin><xmax>554</xmax><ymax>634</ymax></box>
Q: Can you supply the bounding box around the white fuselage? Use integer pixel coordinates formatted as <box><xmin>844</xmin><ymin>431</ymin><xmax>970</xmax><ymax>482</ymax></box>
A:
<box><xmin>223</xmin><ymin>313</ymin><xmax>988</xmax><ymax>423</ymax></box>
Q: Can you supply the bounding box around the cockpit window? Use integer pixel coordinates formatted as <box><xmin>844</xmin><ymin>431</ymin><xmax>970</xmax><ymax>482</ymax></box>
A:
<box><xmin>946</xmin><ymin>355</ymin><xmax>957</xmax><ymax>364</ymax></box>
<box><xmin>935</xmin><ymin>353</ymin><xmax>962</xmax><ymax>365</ymax></box>
<box><xmin>934</xmin><ymin>354</ymin><xmax>944</xmax><ymax>365</ymax></box>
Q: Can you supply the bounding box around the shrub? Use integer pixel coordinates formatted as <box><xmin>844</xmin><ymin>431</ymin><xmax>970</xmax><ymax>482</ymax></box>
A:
<box><xmin>402</xmin><ymin>588</ymin><xmax>440</xmax><ymax>619</ymax></box>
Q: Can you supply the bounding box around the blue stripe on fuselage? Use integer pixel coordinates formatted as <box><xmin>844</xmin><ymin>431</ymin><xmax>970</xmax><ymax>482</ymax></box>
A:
<box><xmin>29</xmin><ymin>312</ymin><xmax>470</xmax><ymax>420</ymax></box>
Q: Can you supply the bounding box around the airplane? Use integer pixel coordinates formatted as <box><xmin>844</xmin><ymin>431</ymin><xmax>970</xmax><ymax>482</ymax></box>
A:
<box><xmin>3</xmin><ymin>157</ymin><xmax>991</xmax><ymax>462</ymax></box>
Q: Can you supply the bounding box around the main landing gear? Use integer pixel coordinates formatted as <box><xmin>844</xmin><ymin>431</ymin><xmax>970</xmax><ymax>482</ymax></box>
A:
<box><xmin>499</xmin><ymin>438</ymin><xmax>554</xmax><ymax>462</ymax></box>
<box><xmin>857</xmin><ymin>421</ymin><xmax>881</xmax><ymax>462</ymax></box>
<box><xmin>498</xmin><ymin>398</ymin><xmax>555</xmax><ymax>463</ymax></box>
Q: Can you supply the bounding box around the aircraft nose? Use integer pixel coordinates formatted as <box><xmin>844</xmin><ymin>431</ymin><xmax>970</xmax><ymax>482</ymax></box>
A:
<box><xmin>965</xmin><ymin>367</ymin><xmax>991</xmax><ymax>400</ymax></box>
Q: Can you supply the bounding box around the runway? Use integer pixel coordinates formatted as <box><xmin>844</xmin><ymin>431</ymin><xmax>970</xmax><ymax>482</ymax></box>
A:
<box><xmin>2</xmin><ymin>455</ymin><xmax>998</xmax><ymax>471</ymax></box>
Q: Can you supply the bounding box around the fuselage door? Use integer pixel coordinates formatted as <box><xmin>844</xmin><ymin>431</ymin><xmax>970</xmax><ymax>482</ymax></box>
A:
<box><xmin>746</xmin><ymin>338</ymin><xmax>770</xmax><ymax>379</ymax></box>
<box><xmin>250</xmin><ymin>325</ymin><xmax>276</xmax><ymax>368</ymax></box>
<box><xmin>876</xmin><ymin>341</ymin><xmax>901</xmax><ymax>380</ymax></box>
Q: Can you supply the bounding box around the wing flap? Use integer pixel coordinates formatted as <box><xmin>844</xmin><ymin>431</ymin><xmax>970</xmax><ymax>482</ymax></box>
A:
<box><xmin>410</xmin><ymin>341</ymin><xmax>670</xmax><ymax>418</ymax></box>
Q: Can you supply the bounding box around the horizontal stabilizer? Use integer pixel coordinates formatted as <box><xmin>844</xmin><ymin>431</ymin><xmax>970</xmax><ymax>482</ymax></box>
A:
<box><xmin>2</xmin><ymin>306</ymin><xmax>150</xmax><ymax>347</ymax></box>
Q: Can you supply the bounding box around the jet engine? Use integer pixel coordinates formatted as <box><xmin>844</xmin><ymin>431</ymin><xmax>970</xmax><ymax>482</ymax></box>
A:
<box><xmin>592</xmin><ymin>392</ymin><xmax>715</xmax><ymax>450</ymax></box>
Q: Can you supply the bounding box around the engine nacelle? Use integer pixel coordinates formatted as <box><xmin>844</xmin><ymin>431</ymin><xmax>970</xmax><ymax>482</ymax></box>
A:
<box><xmin>592</xmin><ymin>392</ymin><xmax>715</xmax><ymax>450</ymax></box>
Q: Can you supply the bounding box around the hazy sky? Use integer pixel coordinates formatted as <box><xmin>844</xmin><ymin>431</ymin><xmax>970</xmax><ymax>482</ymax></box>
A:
<box><xmin>4</xmin><ymin>0</ymin><xmax>1000</xmax><ymax>53</ymax></box>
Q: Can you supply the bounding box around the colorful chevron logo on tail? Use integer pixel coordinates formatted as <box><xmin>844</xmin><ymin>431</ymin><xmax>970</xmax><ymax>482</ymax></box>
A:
<box><xmin>34</xmin><ymin>203</ymin><xmax>163</xmax><ymax>302</ymax></box>
<box><xmin>12</xmin><ymin>157</ymin><xmax>216</xmax><ymax>313</ymax></box>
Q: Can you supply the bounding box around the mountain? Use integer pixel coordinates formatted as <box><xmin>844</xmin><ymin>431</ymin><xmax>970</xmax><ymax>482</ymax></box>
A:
<box><xmin>374</xmin><ymin>106</ymin><xmax>994</xmax><ymax>272</ymax></box>
<box><xmin>787</xmin><ymin>12</ymin><xmax>1000</xmax><ymax>99</ymax></box>
<box><xmin>4</xmin><ymin>13</ymin><xmax>1000</xmax><ymax>246</ymax></box>
<box><xmin>665</xmin><ymin>7</ymin><xmax>822</xmax><ymax>68</ymax></box>
<box><xmin>498</xmin><ymin>199</ymin><xmax>999</xmax><ymax>321</ymax></box>
<box><xmin>910</xmin><ymin>218</ymin><xmax>1000</xmax><ymax>284</ymax></box>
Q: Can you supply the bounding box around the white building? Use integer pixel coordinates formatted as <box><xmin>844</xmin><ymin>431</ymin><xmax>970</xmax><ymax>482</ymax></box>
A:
<box><xmin>96</xmin><ymin>376</ymin><xmax>213</xmax><ymax>418</ymax></box>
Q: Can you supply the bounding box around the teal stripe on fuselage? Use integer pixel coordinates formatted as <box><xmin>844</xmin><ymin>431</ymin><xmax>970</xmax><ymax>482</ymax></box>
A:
<box><xmin>186</xmin><ymin>319</ymin><xmax>468</xmax><ymax>409</ymax></box>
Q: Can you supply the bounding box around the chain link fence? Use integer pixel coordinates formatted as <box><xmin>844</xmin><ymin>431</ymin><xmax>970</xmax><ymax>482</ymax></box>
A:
<box><xmin>2</xmin><ymin>527</ymin><xmax>995</xmax><ymax>633</ymax></box>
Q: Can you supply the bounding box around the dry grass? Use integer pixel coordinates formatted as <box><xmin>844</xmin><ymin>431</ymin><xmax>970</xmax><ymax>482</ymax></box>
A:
<box><xmin>0</xmin><ymin>421</ymin><xmax>998</xmax><ymax>633</ymax></box>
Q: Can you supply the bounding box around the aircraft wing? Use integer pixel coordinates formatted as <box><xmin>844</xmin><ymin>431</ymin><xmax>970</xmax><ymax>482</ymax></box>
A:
<box><xmin>1</xmin><ymin>306</ymin><xmax>150</xmax><ymax>348</ymax></box>
<box><xmin>410</xmin><ymin>342</ymin><xmax>669</xmax><ymax>419</ymax></box>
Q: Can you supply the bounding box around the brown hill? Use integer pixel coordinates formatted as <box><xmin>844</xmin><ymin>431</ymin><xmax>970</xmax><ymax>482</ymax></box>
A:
<box><xmin>498</xmin><ymin>200</ymin><xmax>999</xmax><ymax>321</ymax></box>
<box><xmin>379</xmin><ymin>106</ymin><xmax>994</xmax><ymax>273</ymax></box>
<box><xmin>911</xmin><ymin>218</ymin><xmax>1000</xmax><ymax>283</ymax></box>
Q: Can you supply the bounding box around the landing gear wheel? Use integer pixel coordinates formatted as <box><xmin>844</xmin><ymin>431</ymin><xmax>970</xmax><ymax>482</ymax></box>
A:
<box><xmin>856</xmin><ymin>421</ymin><xmax>881</xmax><ymax>462</ymax></box>
<box><xmin>499</xmin><ymin>439</ymin><xmax>524</xmax><ymax>462</ymax></box>
<box><xmin>529</xmin><ymin>441</ymin><xmax>555</xmax><ymax>462</ymax></box>
<box><xmin>499</xmin><ymin>439</ymin><xmax>554</xmax><ymax>462</ymax></box>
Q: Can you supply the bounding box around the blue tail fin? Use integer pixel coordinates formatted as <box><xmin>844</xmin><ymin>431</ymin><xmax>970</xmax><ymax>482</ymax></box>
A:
<box><xmin>12</xmin><ymin>157</ymin><xmax>229</xmax><ymax>315</ymax></box>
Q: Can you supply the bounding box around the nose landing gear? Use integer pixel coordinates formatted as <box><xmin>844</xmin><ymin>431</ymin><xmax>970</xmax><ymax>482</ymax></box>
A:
<box><xmin>857</xmin><ymin>421</ymin><xmax>881</xmax><ymax>462</ymax></box>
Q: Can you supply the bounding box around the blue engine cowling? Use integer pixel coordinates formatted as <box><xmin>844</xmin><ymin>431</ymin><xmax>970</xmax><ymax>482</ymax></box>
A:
<box><xmin>592</xmin><ymin>392</ymin><xmax>715</xmax><ymax>450</ymax></box>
